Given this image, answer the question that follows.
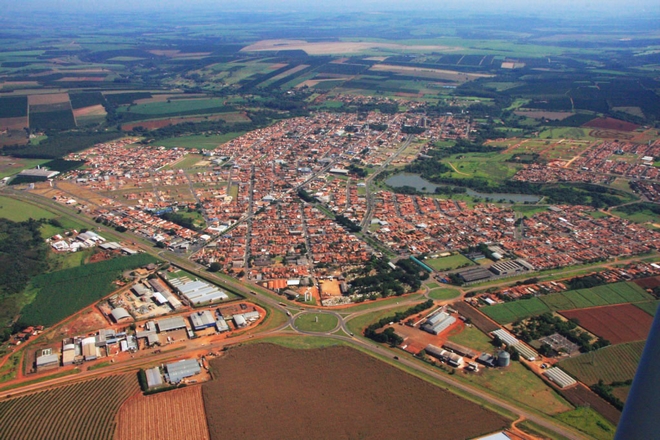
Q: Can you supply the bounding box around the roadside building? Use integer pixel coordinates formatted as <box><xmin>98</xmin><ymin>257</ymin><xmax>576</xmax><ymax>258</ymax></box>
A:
<box><xmin>36</xmin><ymin>351</ymin><xmax>59</xmax><ymax>372</ymax></box>
<box><xmin>145</xmin><ymin>367</ymin><xmax>163</xmax><ymax>388</ymax></box>
<box><xmin>425</xmin><ymin>344</ymin><xmax>463</xmax><ymax>367</ymax></box>
<box><xmin>215</xmin><ymin>317</ymin><xmax>230</xmax><ymax>333</ymax></box>
<box><xmin>110</xmin><ymin>307</ymin><xmax>131</xmax><ymax>323</ymax></box>
<box><xmin>166</xmin><ymin>358</ymin><xmax>201</xmax><ymax>384</ymax></box>
<box><xmin>81</xmin><ymin>337</ymin><xmax>98</xmax><ymax>361</ymax></box>
<box><xmin>233</xmin><ymin>314</ymin><xmax>247</xmax><ymax>328</ymax></box>
<box><xmin>421</xmin><ymin>310</ymin><xmax>456</xmax><ymax>335</ymax></box>
<box><xmin>189</xmin><ymin>310</ymin><xmax>216</xmax><ymax>331</ymax></box>
<box><xmin>156</xmin><ymin>316</ymin><xmax>187</xmax><ymax>333</ymax></box>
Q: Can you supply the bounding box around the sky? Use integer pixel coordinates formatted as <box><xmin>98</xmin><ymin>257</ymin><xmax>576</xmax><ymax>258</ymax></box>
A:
<box><xmin>3</xmin><ymin>0</ymin><xmax>658</xmax><ymax>15</ymax></box>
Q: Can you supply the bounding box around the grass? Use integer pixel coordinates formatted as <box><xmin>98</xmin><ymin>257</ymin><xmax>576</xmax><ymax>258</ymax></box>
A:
<box><xmin>0</xmin><ymin>368</ymin><xmax>80</xmax><ymax>392</ymax></box>
<box><xmin>345</xmin><ymin>304</ymin><xmax>414</xmax><ymax>336</ymax></box>
<box><xmin>293</xmin><ymin>313</ymin><xmax>339</xmax><ymax>333</ymax></box>
<box><xmin>612</xmin><ymin>207</ymin><xmax>660</xmax><ymax>224</ymax></box>
<box><xmin>461</xmin><ymin>360</ymin><xmax>573</xmax><ymax>415</ymax></box>
<box><xmin>252</xmin><ymin>335</ymin><xmax>346</xmax><ymax>350</ymax></box>
<box><xmin>153</xmin><ymin>133</ymin><xmax>246</xmax><ymax>149</ymax></box>
<box><xmin>446</xmin><ymin>325</ymin><xmax>494</xmax><ymax>353</ymax></box>
<box><xmin>428</xmin><ymin>287</ymin><xmax>461</xmax><ymax>301</ymax></box>
<box><xmin>0</xmin><ymin>158</ymin><xmax>48</xmax><ymax>179</ymax></box>
<box><xmin>426</xmin><ymin>282</ymin><xmax>440</xmax><ymax>289</ymax></box>
<box><xmin>0</xmin><ymin>351</ymin><xmax>22</xmax><ymax>384</ymax></box>
<box><xmin>168</xmin><ymin>154</ymin><xmax>204</xmax><ymax>169</ymax></box>
<box><xmin>518</xmin><ymin>420</ymin><xmax>571</xmax><ymax>440</ymax></box>
<box><xmin>555</xmin><ymin>406</ymin><xmax>616</xmax><ymax>440</ymax></box>
<box><xmin>558</xmin><ymin>341</ymin><xmax>646</xmax><ymax>386</ymax></box>
<box><xmin>512</xmin><ymin>205</ymin><xmax>549</xmax><ymax>217</ymax></box>
<box><xmin>117</xmin><ymin>98</ymin><xmax>230</xmax><ymax>115</ymax></box>
<box><xmin>634</xmin><ymin>300</ymin><xmax>659</xmax><ymax>316</ymax></box>
<box><xmin>343</xmin><ymin>293</ymin><xmax>424</xmax><ymax>314</ymax></box>
<box><xmin>0</xmin><ymin>195</ymin><xmax>56</xmax><ymax>222</ymax></box>
<box><xmin>425</xmin><ymin>254</ymin><xmax>474</xmax><ymax>271</ymax></box>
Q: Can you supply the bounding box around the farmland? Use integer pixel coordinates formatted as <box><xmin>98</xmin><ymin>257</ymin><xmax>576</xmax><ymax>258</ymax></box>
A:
<box><xmin>116</xmin><ymin>385</ymin><xmax>210</xmax><ymax>440</ymax></box>
<box><xmin>18</xmin><ymin>253</ymin><xmax>159</xmax><ymax>326</ymax></box>
<box><xmin>558</xmin><ymin>384</ymin><xmax>621</xmax><ymax>426</ymax></box>
<box><xmin>203</xmin><ymin>343</ymin><xmax>510</xmax><ymax>439</ymax></box>
<box><xmin>559</xmin><ymin>304</ymin><xmax>653</xmax><ymax>345</ymax></box>
<box><xmin>559</xmin><ymin>341</ymin><xmax>646</xmax><ymax>386</ymax></box>
<box><xmin>555</xmin><ymin>406</ymin><xmax>616</xmax><ymax>440</ymax></box>
<box><xmin>482</xmin><ymin>282</ymin><xmax>653</xmax><ymax>324</ymax></box>
<box><xmin>0</xmin><ymin>374</ymin><xmax>138</xmax><ymax>440</ymax></box>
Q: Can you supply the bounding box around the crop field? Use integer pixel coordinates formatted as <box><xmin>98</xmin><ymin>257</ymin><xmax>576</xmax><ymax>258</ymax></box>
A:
<box><xmin>425</xmin><ymin>254</ymin><xmax>474</xmax><ymax>271</ymax></box>
<box><xmin>0</xmin><ymin>195</ymin><xmax>57</xmax><ymax>221</ymax></box>
<box><xmin>0</xmin><ymin>96</ymin><xmax>28</xmax><ymax>118</ymax></box>
<box><xmin>0</xmin><ymin>374</ymin><xmax>138</xmax><ymax>440</ymax></box>
<box><xmin>121</xmin><ymin>112</ymin><xmax>249</xmax><ymax>131</ymax></box>
<box><xmin>29</xmin><ymin>109</ymin><xmax>76</xmax><ymax>130</ymax></box>
<box><xmin>453</xmin><ymin>302</ymin><xmax>500</xmax><ymax>333</ymax></box>
<box><xmin>559</xmin><ymin>341</ymin><xmax>646</xmax><ymax>386</ymax></box>
<box><xmin>482</xmin><ymin>282</ymin><xmax>653</xmax><ymax>324</ymax></box>
<box><xmin>559</xmin><ymin>384</ymin><xmax>621</xmax><ymax>426</ymax></box>
<box><xmin>117</xmin><ymin>98</ymin><xmax>233</xmax><ymax>116</ymax></box>
<box><xmin>446</xmin><ymin>325</ymin><xmax>494</xmax><ymax>352</ymax></box>
<box><xmin>203</xmin><ymin>344</ymin><xmax>509</xmax><ymax>439</ymax></box>
<box><xmin>116</xmin><ymin>385</ymin><xmax>210</xmax><ymax>440</ymax></box>
<box><xmin>634</xmin><ymin>300</ymin><xmax>659</xmax><ymax>316</ymax></box>
<box><xmin>19</xmin><ymin>253</ymin><xmax>159</xmax><ymax>326</ymax></box>
<box><xmin>583</xmin><ymin>117</ymin><xmax>639</xmax><ymax>132</ymax></box>
<box><xmin>559</xmin><ymin>304</ymin><xmax>653</xmax><ymax>344</ymax></box>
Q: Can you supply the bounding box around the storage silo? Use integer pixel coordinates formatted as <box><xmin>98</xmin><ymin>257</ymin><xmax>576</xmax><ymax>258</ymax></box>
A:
<box><xmin>497</xmin><ymin>350</ymin><xmax>511</xmax><ymax>367</ymax></box>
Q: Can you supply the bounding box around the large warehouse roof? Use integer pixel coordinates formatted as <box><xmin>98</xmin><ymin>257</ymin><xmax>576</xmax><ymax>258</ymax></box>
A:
<box><xmin>170</xmin><ymin>277</ymin><xmax>228</xmax><ymax>305</ymax></box>
<box><xmin>110</xmin><ymin>307</ymin><xmax>131</xmax><ymax>322</ymax></box>
<box><xmin>190</xmin><ymin>310</ymin><xmax>215</xmax><ymax>329</ymax></box>
<box><xmin>166</xmin><ymin>358</ymin><xmax>200</xmax><ymax>383</ymax></box>
<box><xmin>543</xmin><ymin>367</ymin><xmax>577</xmax><ymax>388</ymax></box>
<box><xmin>146</xmin><ymin>367</ymin><xmax>163</xmax><ymax>388</ymax></box>
<box><xmin>157</xmin><ymin>316</ymin><xmax>187</xmax><ymax>332</ymax></box>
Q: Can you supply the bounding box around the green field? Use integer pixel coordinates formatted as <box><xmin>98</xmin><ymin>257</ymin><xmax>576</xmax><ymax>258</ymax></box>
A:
<box><xmin>446</xmin><ymin>325</ymin><xmax>494</xmax><ymax>352</ymax></box>
<box><xmin>634</xmin><ymin>300</ymin><xmax>659</xmax><ymax>316</ymax></box>
<box><xmin>153</xmin><ymin>132</ymin><xmax>247</xmax><ymax>149</ymax></box>
<box><xmin>482</xmin><ymin>282</ymin><xmax>653</xmax><ymax>324</ymax></box>
<box><xmin>428</xmin><ymin>287</ymin><xmax>461</xmax><ymax>301</ymax></box>
<box><xmin>425</xmin><ymin>254</ymin><xmax>474</xmax><ymax>271</ymax></box>
<box><xmin>293</xmin><ymin>313</ymin><xmax>339</xmax><ymax>333</ymax></box>
<box><xmin>558</xmin><ymin>341</ymin><xmax>646</xmax><ymax>386</ymax></box>
<box><xmin>19</xmin><ymin>253</ymin><xmax>159</xmax><ymax>326</ymax></box>
<box><xmin>555</xmin><ymin>407</ymin><xmax>616</xmax><ymax>440</ymax></box>
<box><xmin>0</xmin><ymin>196</ymin><xmax>56</xmax><ymax>222</ymax></box>
<box><xmin>118</xmin><ymin>98</ymin><xmax>232</xmax><ymax>115</ymax></box>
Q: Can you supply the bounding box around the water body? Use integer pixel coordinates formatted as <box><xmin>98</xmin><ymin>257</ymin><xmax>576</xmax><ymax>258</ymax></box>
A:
<box><xmin>385</xmin><ymin>173</ymin><xmax>541</xmax><ymax>204</ymax></box>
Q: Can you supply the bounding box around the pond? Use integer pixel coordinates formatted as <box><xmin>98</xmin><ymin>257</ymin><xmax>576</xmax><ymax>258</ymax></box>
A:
<box><xmin>385</xmin><ymin>173</ymin><xmax>542</xmax><ymax>204</ymax></box>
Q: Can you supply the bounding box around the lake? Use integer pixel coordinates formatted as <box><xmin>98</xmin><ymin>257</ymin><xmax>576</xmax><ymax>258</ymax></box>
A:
<box><xmin>385</xmin><ymin>173</ymin><xmax>541</xmax><ymax>204</ymax></box>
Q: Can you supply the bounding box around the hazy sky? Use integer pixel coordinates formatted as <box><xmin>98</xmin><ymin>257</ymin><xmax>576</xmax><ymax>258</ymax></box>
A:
<box><xmin>3</xmin><ymin>0</ymin><xmax>658</xmax><ymax>15</ymax></box>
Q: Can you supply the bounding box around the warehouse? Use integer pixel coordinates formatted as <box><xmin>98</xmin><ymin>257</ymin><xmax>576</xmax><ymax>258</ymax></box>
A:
<box><xmin>132</xmin><ymin>283</ymin><xmax>152</xmax><ymax>297</ymax></box>
<box><xmin>233</xmin><ymin>314</ymin><xmax>247</xmax><ymax>328</ymax></box>
<box><xmin>421</xmin><ymin>310</ymin><xmax>456</xmax><ymax>335</ymax></box>
<box><xmin>146</xmin><ymin>367</ymin><xmax>164</xmax><ymax>388</ymax></box>
<box><xmin>110</xmin><ymin>307</ymin><xmax>131</xmax><ymax>323</ymax></box>
<box><xmin>458</xmin><ymin>267</ymin><xmax>493</xmax><ymax>283</ymax></box>
<box><xmin>157</xmin><ymin>316</ymin><xmax>187</xmax><ymax>333</ymax></box>
<box><xmin>81</xmin><ymin>337</ymin><xmax>98</xmax><ymax>361</ymax></box>
<box><xmin>170</xmin><ymin>277</ymin><xmax>229</xmax><ymax>305</ymax></box>
<box><xmin>166</xmin><ymin>358</ymin><xmax>201</xmax><ymax>384</ymax></box>
<box><xmin>216</xmin><ymin>317</ymin><xmax>230</xmax><ymax>332</ymax></box>
<box><xmin>425</xmin><ymin>344</ymin><xmax>463</xmax><ymax>367</ymax></box>
<box><xmin>189</xmin><ymin>310</ymin><xmax>216</xmax><ymax>330</ymax></box>
<box><xmin>442</xmin><ymin>341</ymin><xmax>477</xmax><ymax>358</ymax></box>
<box><xmin>36</xmin><ymin>352</ymin><xmax>59</xmax><ymax>372</ymax></box>
<box><xmin>491</xmin><ymin>329</ymin><xmax>537</xmax><ymax>361</ymax></box>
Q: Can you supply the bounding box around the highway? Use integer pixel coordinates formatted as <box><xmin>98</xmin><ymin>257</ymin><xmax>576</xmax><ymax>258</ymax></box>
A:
<box><xmin>0</xmin><ymin>188</ymin><xmax>590</xmax><ymax>439</ymax></box>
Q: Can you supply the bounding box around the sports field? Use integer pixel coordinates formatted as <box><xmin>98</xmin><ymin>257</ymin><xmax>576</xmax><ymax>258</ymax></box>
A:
<box><xmin>425</xmin><ymin>254</ymin><xmax>473</xmax><ymax>271</ymax></box>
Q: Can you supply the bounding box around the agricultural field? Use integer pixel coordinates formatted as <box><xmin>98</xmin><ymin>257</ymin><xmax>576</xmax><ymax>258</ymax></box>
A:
<box><xmin>116</xmin><ymin>385</ymin><xmax>210</xmax><ymax>440</ymax></box>
<box><xmin>121</xmin><ymin>112</ymin><xmax>249</xmax><ymax>131</ymax></box>
<box><xmin>203</xmin><ymin>344</ymin><xmax>510</xmax><ymax>439</ymax></box>
<box><xmin>18</xmin><ymin>253</ymin><xmax>159</xmax><ymax>327</ymax></box>
<box><xmin>453</xmin><ymin>302</ymin><xmax>500</xmax><ymax>333</ymax></box>
<box><xmin>0</xmin><ymin>195</ymin><xmax>57</xmax><ymax>222</ymax></box>
<box><xmin>558</xmin><ymin>384</ymin><xmax>621</xmax><ymax>426</ymax></box>
<box><xmin>559</xmin><ymin>341</ymin><xmax>646</xmax><ymax>386</ymax></box>
<box><xmin>116</xmin><ymin>98</ymin><xmax>234</xmax><ymax>121</ymax></box>
<box><xmin>446</xmin><ymin>325</ymin><xmax>494</xmax><ymax>353</ymax></box>
<box><xmin>425</xmin><ymin>254</ymin><xmax>474</xmax><ymax>271</ymax></box>
<box><xmin>0</xmin><ymin>374</ymin><xmax>138</xmax><ymax>440</ymax></box>
<box><xmin>555</xmin><ymin>406</ymin><xmax>616</xmax><ymax>440</ymax></box>
<box><xmin>634</xmin><ymin>300</ymin><xmax>659</xmax><ymax>316</ymax></box>
<box><xmin>482</xmin><ymin>282</ymin><xmax>653</xmax><ymax>324</ymax></box>
<box><xmin>559</xmin><ymin>304</ymin><xmax>653</xmax><ymax>344</ymax></box>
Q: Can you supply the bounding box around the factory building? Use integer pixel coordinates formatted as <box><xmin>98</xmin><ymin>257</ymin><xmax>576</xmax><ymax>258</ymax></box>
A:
<box><xmin>146</xmin><ymin>367</ymin><xmax>164</xmax><ymax>389</ymax></box>
<box><xmin>157</xmin><ymin>316</ymin><xmax>187</xmax><ymax>333</ymax></box>
<box><xmin>215</xmin><ymin>317</ymin><xmax>230</xmax><ymax>333</ymax></box>
<box><xmin>169</xmin><ymin>277</ymin><xmax>229</xmax><ymax>305</ymax></box>
<box><xmin>189</xmin><ymin>311</ymin><xmax>216</xmax><ymax>331</ymax></box>
<box><xmin>421</xmin><ymin>310</ymin><xmax>456</xmax><ymax>335</ymax></box>
<box><xmin>110</xmin><ymin>307</ymin><xmax>131</xmax><ymax>323</ymax></box>
<box><xmin>166</xmin><ymin>358</ymin><xmax>201</xmax><ymax>384</ymax></box>
<box><xmin>425</xmin><ymin>344</ymin><xmax>464</xmax><ymax>367</ymax></box>
<box><xmin>35</xmin><ymin>350</ymin><xmax>59</xmax><ymax>372</ymax></box>
<box><xmin>491</xmin><ymin>329</ymin><xmax>537</xmax><ymax>361</ymax></box>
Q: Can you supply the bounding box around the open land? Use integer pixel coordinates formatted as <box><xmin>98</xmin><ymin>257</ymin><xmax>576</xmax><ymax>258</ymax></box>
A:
<box><xmin>116</xmin><ymin>385</ymin><xmax>209</xmax><ymax>440</ymax></box>
<box><xmin>203</xmin><ymin>344</ymin><xmax>509</xmax><ymax>440</ymax></box>
<box><xmin>241</xmin><ymin>39</ymin><xmax>462</xmax><ymax>55</ymax></box>
<box><xmin>558</xmin><ymin>341</ymin><xmax>646</xmax><ymax>386</ymax></box>
<box><xmin>559</xmin><ymin>304</ymin><xmax>653</xmax><ymax>344</ymax></box>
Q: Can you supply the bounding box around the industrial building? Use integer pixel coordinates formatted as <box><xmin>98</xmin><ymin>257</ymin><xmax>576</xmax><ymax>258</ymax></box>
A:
<box><xmin>166</xmin><ymin>358</ymin><xmax>201</xmax><ymax>384</ymax></box>
<box><xmin>81</xmin><ymin>337</ymin><xmax>98</xmax><ymax>361</ymax></box>
<box><xmin>425</xmin><ymin>344</ymin><xmax>463</xmax><ymax>367</ymax></box>
<box><xmin>169</xmin><ymin>277</ymin><xmax>229</xmax><ymax>305</ymax></box>
<box><xmin>35</xmin><ymin>350</ymin><xmax>59</xmax><ymax>372</ymax></box>
<box><xmin>421</xmin><ymin>310</ymin><xmax>456</xmax><ymax>335</ymax></box>
<box><xmin>458</xmin><ymin>267</ymin><xmax>493</xmax><ymax>283</ymax></box>
<box><xmin>189</xmin><ymin>311</ymin><xmax>216</xmax><ymax>330</ymax></box>
<box><xmin>491</xmin><ymin>329</ymin><xmax>538</xmax><ymax>361</ymax></box>
<box><xmin>157</xmin><ymin>316</ymin><xmax>187</xmax><ymax>333</ymax></box>
<box><xmin>216</xmin><ymin>317</ymin><xmax>230</xmax><ymax>332</ymax></box>
<box><xmin>543</xmin><ymin>367</ymin><xmax>577</xmax><ymax>388</ymax></box>
<box><xmin>442</xmin><ymin>341</ymin><xmax>477</xmax><ymax>358</ymax></box>
<box><xmin>146</xmin><ymin>367</ymin><xmax>164</xmax><ymax>388</ymax></box>
<box><xmin>233</xmin><ymin>314</ymin><xmax>247</xmax><ymax>328</ymax></box>
<box><xmin>110</xmin><ymin>307</ymin><xmax>131</xmax><ymax>323</ymax></box>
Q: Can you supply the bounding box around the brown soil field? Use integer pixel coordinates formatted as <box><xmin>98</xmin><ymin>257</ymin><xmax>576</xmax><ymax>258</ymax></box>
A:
<box><xmin>27</xmin><ymin>93</ymin><xmax>69</xmax><ymax>105</ymax></box>
<box><xmin>0</xmin><ymin>374</ymin><xmax>139</xmax><ymax>440</ymax></box>
<box><xmin>0</xmin><ymin>116</ymin><xmax>28</xmax><ymax>130</ymax></box>
<box><xmin>296</xmin><ymin>77</ymin><xmax>352</xmax><ymax>88</ymax></box>
<box><xmin>241</xmin><ymin>39</ymin><xmax>461</xmax><ymax>55</ymax></box>
<box><xmin>73</xmin><ymin>104</ymin><xmax>107</xmax><ymax>118</ymax></box>
<box><xmin>560</xmin><ymin>304</ymin><xmax>653</xmax><ymax>344</ymax></box>
<box><xmin>559</xmin><ymin>384</ymin><xmax>620</xmax><ymax>425</ymax></box>
<box><xmin>633</xmin><ymin>276</ymin><xmax>660</xmax><ymax>289</ymax></box>
<box><xmin>370</xmin><ymin>64</ymin><xmax>493</xmax><ymax>81</ymax></box>
<box><xmin>514</xmin><ymin>110</ymin><xmax>573</xmax><ymax>120</ymax></box>
<box><xmin>121</xmin><ymin>112</ymin><xmax>249</xmax><ymax>131</ymax></box>
<box><xmin>454</xmin><ymin>302</ymin><xmax>501</xmax><ymax>333</ymax></box>
<box><xmin>115</xmin><ymin>386</ymin><xmax>210</xmax><ymax>440</ymax></box>
<box><xmin>589</xmin><ymin>129</ymin><xmax>635</xmax><ymax>140</ymax></box>
<box><xmin>203</xmin><ymin>344</ymin><xmax>509</xmax><ymax>440</ymax></box>
<box><xmin>583</xmin><ymin>117</ymin><xmax>640</xmax><ymax>132</ymax></box>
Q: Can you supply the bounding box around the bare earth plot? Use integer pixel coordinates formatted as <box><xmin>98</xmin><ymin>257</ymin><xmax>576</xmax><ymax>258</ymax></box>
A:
<box><xmin>116</xmin><ymin>385</ymin><xmax>210</xmax><ymax>440</ymax></box>
<box><xmin>203</xmin><ymin>344</ymin><xmax>509</xmax><ymax>440</ymax></box>
<box><xmin>241</xmin><ymin>39</ymin><xmax>462</xmax><ymax>55</ymax></box>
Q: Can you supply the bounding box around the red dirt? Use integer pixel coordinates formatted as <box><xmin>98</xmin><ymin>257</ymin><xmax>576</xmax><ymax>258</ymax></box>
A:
<box><xmin>203</xmin><ymin>344</ymin><xmax>509</xmax><ymax>440</ymax></box>
<box><xmin>559</xmin><ymin>383</ymin><xmax>621</xmax><ymax>425</ymax></box>
<box><xmin>0</xmin><ymin>116</ymin><xmax>28</xmax><ymax>130</ymax></box>
<box><xmin>560</xmin><ymin>304</ymin><xmax>653</xmax><ymax>344</ymax></box>
<box><xmin>583</xmin><ymin>117</ymin><xmax>639</xmax><ymax>132</ymax></box>
<box><xmin>454</xmin><ymin>301</ymin><xmax>501</xmax><ymax>333</ymax></box>
<box><xmin>116</xmin><ymin>386</ymin><xmax>210</xmax><ymax>440</ymax></box>
<box><xmin>121</xmin><ymin>112</ymin><xmax>249</xmax><ymax>131</ymax></box>
<box><xmin>633</xmin><ymin>276</ymin><xmax>660</xmax><ymax>290</ymax></box>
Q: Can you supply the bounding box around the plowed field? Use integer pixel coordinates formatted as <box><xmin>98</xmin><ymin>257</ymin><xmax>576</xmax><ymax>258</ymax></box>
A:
<box><xmin>559</xmin><ymin>384</ymin><xmax>621</xmax><ymax>426</ymax></box>
<box><xmin>115</xmin><ymin>385</ymin><xmax>210</xmax><ymax>440</ymax></box>
<box><xmin>560</xmin><ymin>304</ymin><xmax>652</xmax><ymax>344</ymax></box>
<box><xmin>203</xmin><ymin>343</ymin><xmax>509</xmax><ymax>440</ymax></box>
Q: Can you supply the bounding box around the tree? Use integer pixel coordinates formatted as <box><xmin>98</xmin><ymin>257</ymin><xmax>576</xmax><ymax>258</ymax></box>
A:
<box><xmin>209</xmin><ymin>262</ymin><xmax>222</xmax><ymax>272</ymax></box>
